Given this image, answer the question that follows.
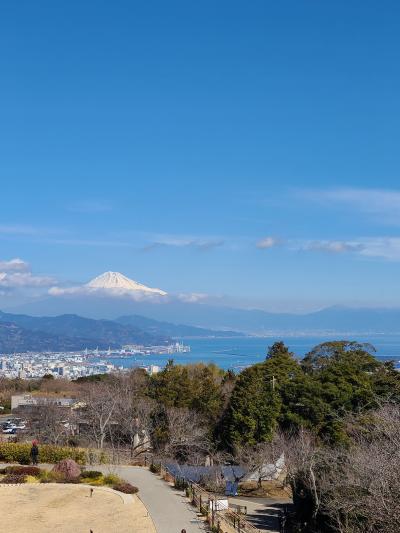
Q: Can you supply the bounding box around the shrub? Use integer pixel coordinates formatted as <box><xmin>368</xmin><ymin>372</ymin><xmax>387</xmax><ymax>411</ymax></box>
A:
<box><xmin>38</xmin><ymin>470</ymin><xmax>50</xmax><ymax>483</ymax></box>
<box><xmin>103</xmin><ymin>473</ymin><xmax>121</xmax><ymax>485</ymax></box>
<box><xmin>38</xmin><ymin>470</ymin><xmax>64</xmax><ymax>483</ymax></box>
<box><xmin>81</xmin><ymin>477</ymin><xmax>105</xmax><ymax>486</ymax></box>
<box><xmin>174</xmin><ymin>477</ymin><xmax>188</xmax><ymax>490</ymax></box>
<box><xmin>26</xmin><ymin>475</ymin><xmax>40</xmax><ymax>484</ymax></box>
<box><xmin>52</xmin><ymin>459</ymin><xmax>81</xmax><ymax>481</ymax></box>
<box><xmin>0</xmin><ymin>442</ymin><xmax>87</xmax><ymax>465</ymax></box>
<box><xmin>149</xmin><ymin>462</ymin><xmax>161</xmax><ymax>474</ymax></box>
<box><xmin>113</xmin><ymin>482</ymin><xmax>139</xmax><ymax>494</ymax></box>
<box><xmin>2</xmin><ymin>473</ymin><xmax>26</xmax><ymax>484</ymax></box>
<box><xmin>86</xmin><ymin>449</ymin><xmax>108</xmax><ymax>465</ymax></box>
<box><xmin>0</xmin><ymin>443</ymin><xmax>31</xmax><ymax>464</ymax></box>
<box><xmin>67</xmin><ymin>436</ymin><xmax>79</xmax><ymax>447</ymax></box>
<box><xmin>200</xmin><ymin>505</ymin><xmax>208</xmax><ymax>516</ymax></box>
<box><xmin>80</xmin><ymin>470</ymin><xmax>102</xmax><ymax>479</ymax></box>
<box><xmin>5</xmin><ymin>466</ymin><xmax>41</xmax><ymax>476</ymax></box>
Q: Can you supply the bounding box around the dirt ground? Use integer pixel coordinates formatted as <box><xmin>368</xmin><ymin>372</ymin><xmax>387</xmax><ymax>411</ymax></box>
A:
<box><xmin>239</xmin><ymin>480</ymin><xmax>292</xmax><ymax>499</ymax></box>
<box><xmin>0</xmin><ymin>483</ymin><xmax>156</xmax><ymax>533</ymax></box>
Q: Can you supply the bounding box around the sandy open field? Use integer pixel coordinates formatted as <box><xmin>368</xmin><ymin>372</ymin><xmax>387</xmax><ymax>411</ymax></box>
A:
<box><xmin>0</xmin><ymin>483</ymin><xmax>156</xmax><ymax>533</ymax></box>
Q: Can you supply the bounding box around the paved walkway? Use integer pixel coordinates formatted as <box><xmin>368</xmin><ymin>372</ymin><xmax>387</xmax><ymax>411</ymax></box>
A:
<box><xmin>97</xmin><ymin>466</ymin><xmax>207</xmax><ymax>533</ymax></box>
<box><xmin>229</xmin><ymin>496</ymin><xmax>292</xmax><ymax>532</ymax></box>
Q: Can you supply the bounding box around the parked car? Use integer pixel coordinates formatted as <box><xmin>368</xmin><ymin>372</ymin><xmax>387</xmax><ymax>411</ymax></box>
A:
<box><xmin>2</xmin><ymin>427</ymin><xmax>16</xmax><ymax>434</ymax></box>
<box><xmin>4</xmin><ymin>418</ymin><xmax>26</xmax><ymax>429</ymax></box>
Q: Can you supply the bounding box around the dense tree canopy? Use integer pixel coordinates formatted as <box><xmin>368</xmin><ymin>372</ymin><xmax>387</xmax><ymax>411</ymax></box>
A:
<box><xmin>221</xmin><ymin>341</ymin><xmax>400</xmax><ymax>445</ymax></box>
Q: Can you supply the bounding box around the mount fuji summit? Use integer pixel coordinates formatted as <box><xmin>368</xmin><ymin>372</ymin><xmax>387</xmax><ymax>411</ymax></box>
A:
<box><xmin>86</xmin><ymin>271</ymin><xmax>167</xmax><ymax>296</ymax></box>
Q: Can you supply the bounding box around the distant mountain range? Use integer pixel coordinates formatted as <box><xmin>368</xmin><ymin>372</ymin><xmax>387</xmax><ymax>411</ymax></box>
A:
<box><xmin>166</xmin><ymin>304</ymin><xmax>400</xmax><ymax>335</ymax></box>
<box><xmin>0</xmin><ymin>310</ymin><xmax>243</xmax><ymax>353</ymax></box>
<box><xmin>6</xmin><ymin>271</ymin><xmax>400</xmax><ymax>336</ymax></box>
<box><xmin>117</xmin><ymin>314</ymin><xmax>243</xmax><ymax>338</ymax></box>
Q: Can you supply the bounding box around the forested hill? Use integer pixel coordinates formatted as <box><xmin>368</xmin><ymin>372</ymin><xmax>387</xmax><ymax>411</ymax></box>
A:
<box><xmin>0</xmin><ymin>322</ymin><xmax>103</xmax><ymax>352</ymax></box>
<box><xmin>0</xmin><ymin>311</ymin><xmax>170</xmax><ymax>352</ymax></box>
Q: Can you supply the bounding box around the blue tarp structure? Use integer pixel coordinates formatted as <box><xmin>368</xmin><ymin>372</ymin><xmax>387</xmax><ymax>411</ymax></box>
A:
<box><xmin>225</xmin><ymin>480</ymin><xmax>238</xmax><ymax>496</ymax></box>
<box><xmin>165</xmin><ymin>463</ymin><xmax>246</xmax><ymax>484</ymax></box>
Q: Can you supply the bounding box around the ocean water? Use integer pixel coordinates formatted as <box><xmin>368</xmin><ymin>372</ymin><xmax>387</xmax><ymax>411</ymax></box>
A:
<box><xmin>95</xmin><ymin>335</ymin><xmax>400</xmax><ymax>372</ymax></box>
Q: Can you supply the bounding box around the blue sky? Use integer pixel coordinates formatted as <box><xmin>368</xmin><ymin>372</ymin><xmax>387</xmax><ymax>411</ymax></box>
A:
<box><xmin>1</xmin><ymin>1</ymin><xmax>400</xmax><ymax>311</ymax></box>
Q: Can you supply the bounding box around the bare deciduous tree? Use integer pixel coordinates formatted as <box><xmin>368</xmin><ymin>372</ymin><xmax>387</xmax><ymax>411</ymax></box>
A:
<box><xmin>322</xmin><ymin>404</ymin><xmax>400</xmax><ymax>533</ymax></box>
<box><xmin>25</xmin><ymin>400</ymin><xmax>77</xmax><ymax>445</ymax></box>
<box><xmin>277</xmin><ymin>428</ymin><xmax>322</xmax><ymax>520</ymax></box>
<box><xmin>163</xmin><ymin>407</ymin><xmax>211</xmax><ymax>463</ymax></box>
<box><xmin>82</xmin><ymin>382</ymin><xmax>119</xmax><ymax>449</ymax></box>
<box><xmin>277</xmin><ymin>406</ymin><xmax>400</xmax><ymax>533</ymax></box>
<box><xmin>112</xmin><ymin>377</ymin><xmax>154</xmax><ymax>459</ymax></box>
<box><xmin>234</xmin><ymin>438</ymin><xmax>284</xmax><ymax>488</ymax></box>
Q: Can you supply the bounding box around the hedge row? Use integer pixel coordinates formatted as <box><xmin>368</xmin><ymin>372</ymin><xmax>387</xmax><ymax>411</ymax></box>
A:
<box><xmin>4</xmin><ymin>466</ymin><xmax>41</xmax><ymax>476</ymax></box>
<box><xmin>113</xmin><ymin>482</ymin><xmax>138</xmax><ymax>494</ymax></box>
<box><xmin>0</xmin><ymin>443</ymin><xmax>106</xmax><ymax>465</ymax></box>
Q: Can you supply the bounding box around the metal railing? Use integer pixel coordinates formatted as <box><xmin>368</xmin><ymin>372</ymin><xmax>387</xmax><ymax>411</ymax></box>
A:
<box><xmin>217</xmin><ymin>507</ymin><xmax>260</xmax><ymax>533</ymax></box>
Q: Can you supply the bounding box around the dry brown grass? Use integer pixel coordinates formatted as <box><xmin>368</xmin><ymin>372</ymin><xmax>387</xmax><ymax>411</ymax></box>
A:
<box><xmin>0</xmin><ymin>483</ymin><xmax>156</xmax><ymax>532</ymax></box>
<box><xmin>239</xmin><ymin>479</ymin><xmax>292</xmax><ymax>499</ymax></box>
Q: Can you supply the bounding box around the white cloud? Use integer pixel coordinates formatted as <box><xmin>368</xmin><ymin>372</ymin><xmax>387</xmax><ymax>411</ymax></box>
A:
<box><xmin>358</xmin><ymin>238</ymin><xmax>400</xmax><ymax>261</ymax></box>
<box><xmin>48</xmin><ymin>285</ymin><xmax>166</xmax><ymax>302</ymax></box>
<box><xmin>0</xmin><ymin>272</ymin><xmax>55</xmax><ymax>288</ymax></box>
<box><xmin>303</xmin><ymin>187</ymin><xmax>400</xmax><ymax>224</ymax></box>
<box><xmin>142</xmin><ymin>234</ymin><xmax>225</xmax><ymax>252</ymax></box>
<box><xmin>177</xmin><ymin>292</ymin><xmax>209</xmax><ymax>303</ymax></box>
<box><xmin>0</xmin><ymin>258</ymin><xmax>29</xmax><ymax>272</ymax></box>
<box><xmin>0</xmin><ymin>225</ymin><xmax>41</xmax><ymax>235</ymax></box>
<box><xmin>195</xmin><ymin>240</ymin><xmax>225</xmax><ymax>251</ymax></box>
<box><xmin>0</xmin><ymin>224</ymin><xmax>67</xmax><ymax>237</ymax></box>
<box><xmin>0</xmin><ymin>257</ymin><xmax>56</xmax><ymax>289</ymax></box>
<box><xmin>256</xmin><ymin>237</ymin><xmax>279</xmax><ymax>249</ymax></box>
<box><xmin>46</xmin><ymin>238</ymin><xmax>132</xmax><ymax>247</ymax></box>
<box><xmin>304</xmin><ymin>240</ymin><xmax>365</xmax><ymax>254</ymax></box>
<box><xmin>297</xmin><ymin>237</ymin><xmax>400</xmax><ymax>261</ymax></box>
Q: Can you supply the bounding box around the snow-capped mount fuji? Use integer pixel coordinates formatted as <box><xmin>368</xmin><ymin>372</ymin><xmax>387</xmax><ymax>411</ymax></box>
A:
<box><xmin>86</xmin><ymin>271</ymin><xmax>167</xmax><ymax>296</ymax></box>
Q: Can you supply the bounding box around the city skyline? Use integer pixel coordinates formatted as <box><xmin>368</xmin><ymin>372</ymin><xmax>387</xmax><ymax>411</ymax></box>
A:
<box><xmin>2</xmin><ymin>2</ymin><xmax>400</xmax><ymax>312</ymax></box>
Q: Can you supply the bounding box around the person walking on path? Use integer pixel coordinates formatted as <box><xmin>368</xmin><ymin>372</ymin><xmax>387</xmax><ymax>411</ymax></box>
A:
<box><xmin>30</xmin><ymin>440</ymin><xmax>39</xmax><ymax>465</ymax></box>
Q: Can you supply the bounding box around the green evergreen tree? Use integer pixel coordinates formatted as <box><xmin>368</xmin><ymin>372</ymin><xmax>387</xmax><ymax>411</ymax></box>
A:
<box><xmin>226</xmin><ymin>362</ymin><xmax>280</xmax><ymax>446</ymax></box>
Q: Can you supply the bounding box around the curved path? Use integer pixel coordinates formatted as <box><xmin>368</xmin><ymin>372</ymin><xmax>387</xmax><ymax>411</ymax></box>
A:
<box><xmin>97</xmin><ymin>466</ymin><xmax>207</xmax><ymax>533</ymax></box>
